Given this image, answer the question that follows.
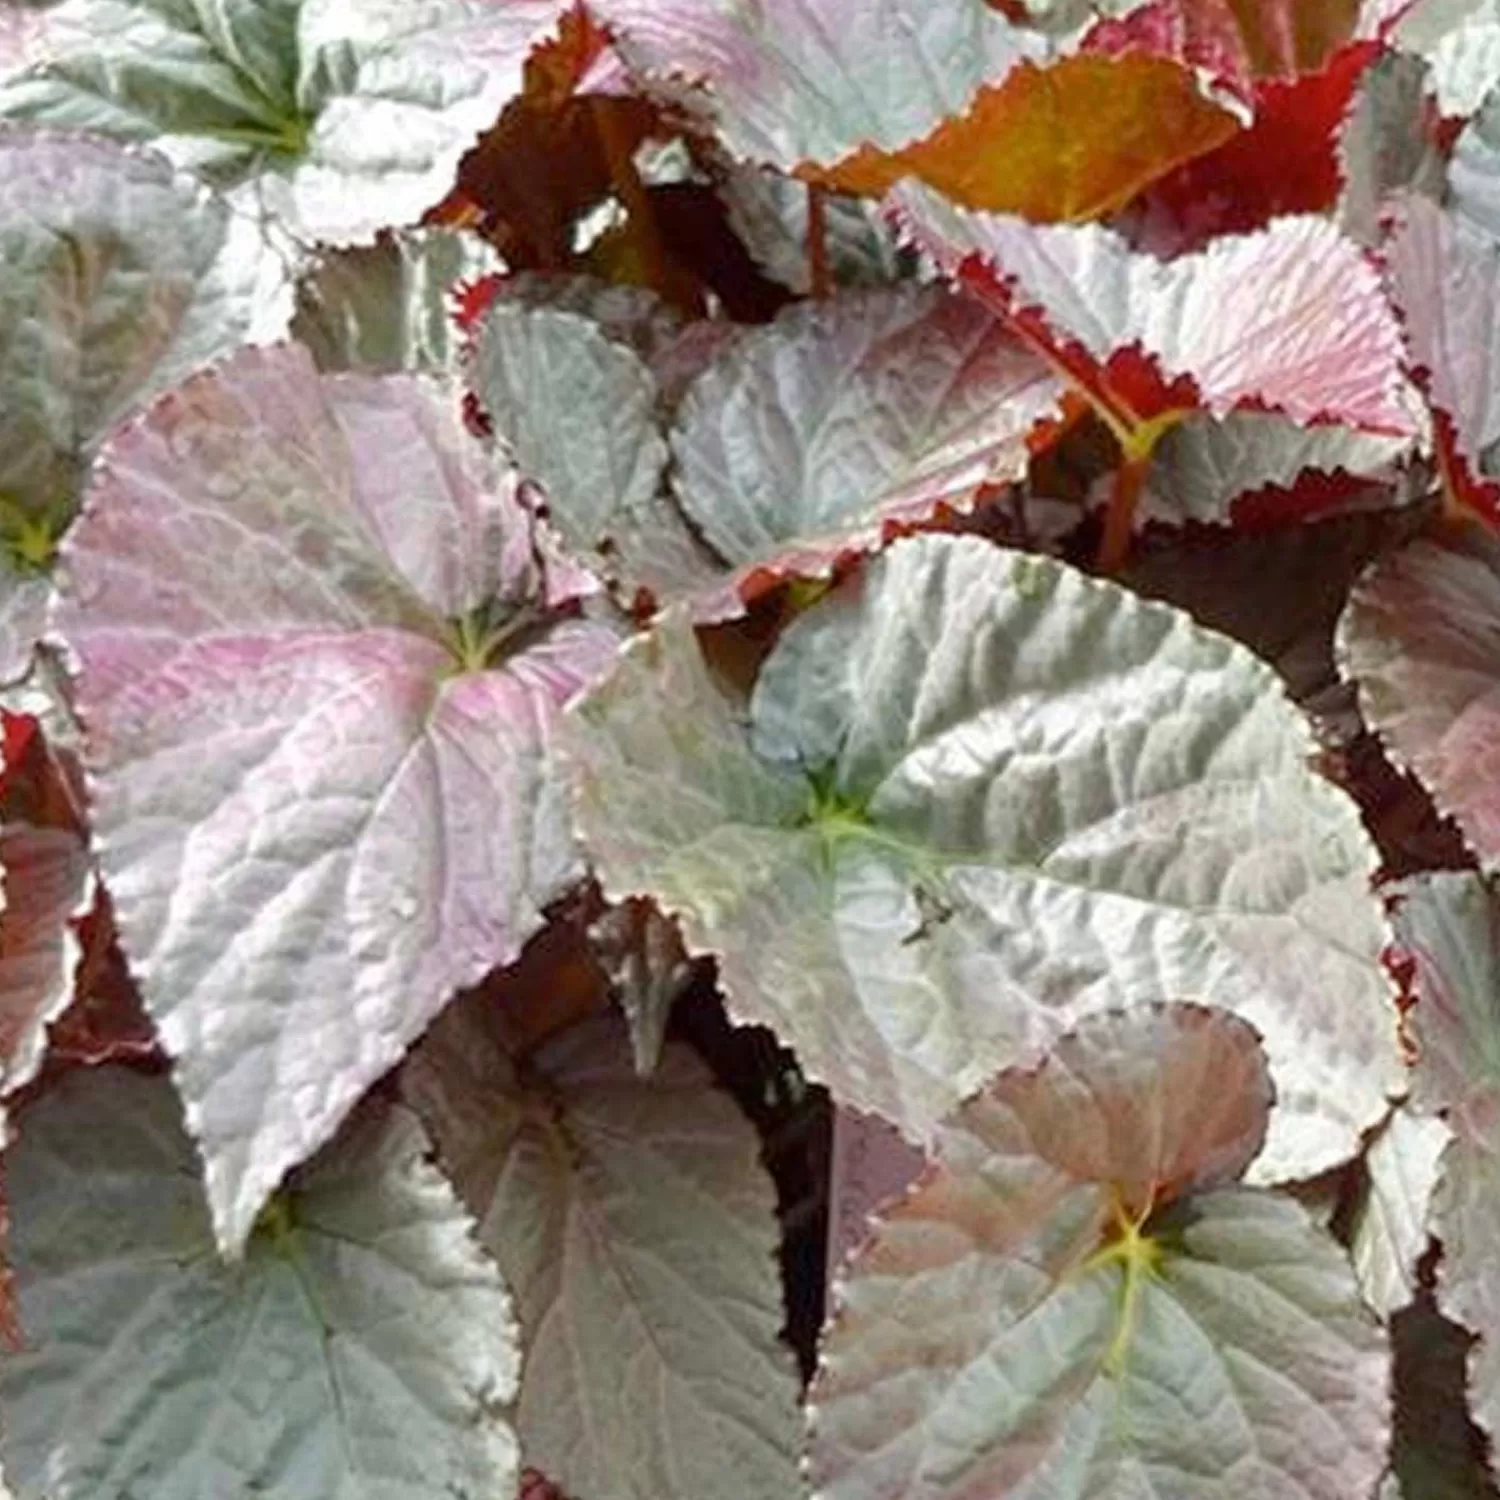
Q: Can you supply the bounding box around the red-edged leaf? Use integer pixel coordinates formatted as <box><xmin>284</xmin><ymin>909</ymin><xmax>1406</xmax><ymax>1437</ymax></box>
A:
<box><xmin>591</xmin><ymin>1</ymin><xmax>1239</xmax><ymax>222</ymax></box>
<box><xmin>0</xmin><ymin>710</ymin><xmax>34</xmax><ymax>787</ymax></box>
<box><xmin>1339</xmin><ymin>520</ymin><xmax>1500</xmax><ymax>873</ymax></box>
<box><xmin>1384</xmin><ymin>195</ymin><xmax>1500</xmax><ymax>523</ymax></box>
<box><xmin>1087</xmin><ymin>0</ymin><xmax>1257</xmax><ymax>98</ymax></box>
<box><xmin>1124</xmin><ymin>41</ymin><xmax>1380</xmax><ymax>254</ymax></box>
<box><xmin>890</xmin><ymin>180</ymin><xmax>1419</xmax><ymax>458</ymax></box>
<box><xmin>1094</xmin><ymin>0</ymin><xmax>1365</xmax><ymax>82</ymax></box>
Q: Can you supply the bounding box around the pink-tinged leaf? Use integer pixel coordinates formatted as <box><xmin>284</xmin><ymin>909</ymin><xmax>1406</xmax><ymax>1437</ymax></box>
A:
<box><xmin>808</xmin><ymin>1004</ymin><xmax>1392</xmax><ymax>1500</ymax></box>
<box><xmin>1085</xmin><ymin>0</ymin><xmax>1256</xmax><ymax>101</ymax></box>
<box><xmin>669</xmin><ymin>285</ymin><xmax>1065</xmax><ymax>612</ymax></box>
<box><xmin>1389</xmin><ymin>871</ymin><xmax>1500</xmax><ymax>1453</ymax></box>
<box><xmin>824</xmin><ymin>1107</ymin><xmax>924</xmax><ymax>1279</ymax></box>
<box><xmin>0</xmin><ymin>1</ymin><xmax>53</xmax><ymax>81</ymax></box>
<box><xmin>1384</xmin><ymin>195</ymin><xmax>1500</xmax><ymax>521</ymax></box>
<box><xmin>890</xmin><ymin>180</ymin><xmax>1419</xmax><ymax>447</ymax></box>
<box><xmin>55</xmin><ymin>342</ymin><xmax>621</xmax><ymax>1254</ymax></box>
<box><xmin>1339</xmin><ymin>522</ymin><xmax>1500</xmax><ymax>872</ymax></box>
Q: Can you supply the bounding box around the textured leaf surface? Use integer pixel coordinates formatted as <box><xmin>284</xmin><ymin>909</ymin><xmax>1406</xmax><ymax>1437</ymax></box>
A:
<box><xmin>0</xmin><ymin>0</ymin><xmax>567</xmax><ymax>245</ymax></box>
<box><xmin>588</xmin><ymin>0</ymin><xmax>1049</xmax><ymax>174</ymax></box>
<box><xmin>0</xmin><ymin>127</ymin><xmax>289</xmax><ymax>552</ymax></box>
<box><xmin>817</xmin><ymin>50</ymin><xmax>1238</xmax><ymax>222</ymax></box>
<box><xmin>404</xmin><ymin>1004</ymin><xmax>800</xmax><ymax>1500</ymax></box>
<box><xmin>56</xmin><ymin>342</ymin><xmax>620</xmax><ymax>1252</ymax></box>
<box><xmin>1388</xmin><ymin>871</ymin><xmax>1500</xmax><ymax>1446</ymax></box>
<box><xmin>720</xmin><ymin>168</ymin><xmax>903</xmax><ymax>296</ymax></box>
<box><xmin>0</xmin><ymin>1065</ymin><xmax>519</xmax><ymax>1500</ymax></box>
<box><xmin>1352</xmin><ymin>1105</ymin><xmax>1450</xmax><ymax>1317</ymax></box>
<box><xmin>565</xmin><ymin>533</ymin><xmax>1401</xmax><ymax>1176</ymax></box>
<box><xmin>1339</xmin><ymin>523</ymin><xmax>1500</xmax><ymax>871</ymax></box>
<box><xmin>807</xmin><ymin>1004</ymin><xmax>1391</xmax><ymax>1500</ymax></box>
<box><xmin>1134</xmin><ymin>409</ymin><xmax>1417</xmax><ymax>526</ymax></box>
<box><xmin>1337</xmin><ymin>51</ymin><xmax>1444</xmax><ymax>247</ymax></box>
<box><xmin>670</xmin><ymin>285</ymin><xmax>1063</xmax><ymax>580</ymax></box>
<box><xmin>597</xmin><ymin>1</ymin><xmax>1236</xmax><ymax>219</ymax></box>
<box><xmin>892</xmin><ymin>180</ymin><xmax>1418</xmax><ymax>438</ymax></box>
<box><xmin>469</xmin><ymin>301</ymin><xmax>693</xmax><ymax>591</ymax></box>
<box><xmin>825</xmin><ymin>1107</ymin><xmax>925</xmax><ymax>1277</ymax></box>
<box><xmin>1393</xmin><ymin>0</ymin><xmax>1500</xmax><ymax>115</ymax></box>
<box><xmin>1383</xmin><ymin>196</ymin><xmax>1500</xmax><ymax>517</ymax></box>
<box><xmin>0</xmin><ymin>2</ymin><xmax>55</xmax><ymax>81</ymax></box>
<box><xmin>291</xmin><ymin>226</ymin><xmax>502</xmax><ymax>375</ymax></box>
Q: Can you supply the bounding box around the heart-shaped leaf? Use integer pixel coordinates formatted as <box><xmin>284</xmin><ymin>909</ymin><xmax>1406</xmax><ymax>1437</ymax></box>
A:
<box><xmin>0</xmin><ymin>1065</ymin><xmax>520</xmax><ymax>1500</ymax></box>
<box><xmin>404</xmin><ymin>1004</ymin><xmax>800</xmax><ymax>1500</ymax></box>
<box><xmin>806</xmin><ymin>1004</ymin><xmax>1391</xmax><ymax>1500</ymax></box>
<box><xmin>55</xmin><ymin>341</ymin><xmax>621</xmax><ymax>1252</ymax></box>
<box><xmin>563</xmin><ymin>532</ymin><xmax>1401</xmax><ymax>1178</ymax></box>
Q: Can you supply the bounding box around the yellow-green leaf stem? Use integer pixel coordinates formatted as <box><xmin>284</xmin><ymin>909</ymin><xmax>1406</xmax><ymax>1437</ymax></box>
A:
<box><xmin>250</xmin><ymin>1189</ymin><xmax>298</xmax><ymax>1254</ymax></box>
<box><xmin>443</xmin><ymin>601</ymin><xmax>553</xmax><ymax>675</ymax></box>
<box><xmin>1081</xmin><ymin>1191</ymin><xmax>1167</xmax><ymax>1379</ymax></box>
<box><xmin>0</xmin><ymin>494</ymin><xmax>63</xmax><ymax>573</ymax></box>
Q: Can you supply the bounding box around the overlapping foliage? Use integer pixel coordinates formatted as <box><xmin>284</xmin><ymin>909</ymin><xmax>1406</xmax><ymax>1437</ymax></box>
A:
<box><xmin>5</xmin><ymin>1</ymin><xmax>1500</xmax><ymax>1497</ymax></box>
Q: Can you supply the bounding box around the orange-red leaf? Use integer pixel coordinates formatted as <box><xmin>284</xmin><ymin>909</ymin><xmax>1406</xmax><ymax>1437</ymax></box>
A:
<box><xmin>1127</xmin><ymin>40</ymin><xmax>1380</xmax><ymax>253</ymax></box>
<box><xmin>808</xmin><ymin>53</ymin><xmax>1237</xmax><ymax>223</ymax></box>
